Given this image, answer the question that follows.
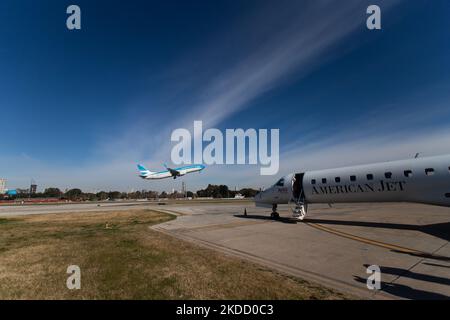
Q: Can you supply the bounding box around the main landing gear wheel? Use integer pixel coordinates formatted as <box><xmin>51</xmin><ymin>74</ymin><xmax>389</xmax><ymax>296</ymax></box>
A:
<box><xmin>270</xmin><ymin>212</ymin><xmax>280</xmax><ymax>219</ymax></box>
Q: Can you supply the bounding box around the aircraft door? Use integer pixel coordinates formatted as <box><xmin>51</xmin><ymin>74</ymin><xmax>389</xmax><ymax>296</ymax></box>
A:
<box><xmin>293</xmin><ymin>173</ymin><xmax>305</xmax><ymax>201</ymax></box>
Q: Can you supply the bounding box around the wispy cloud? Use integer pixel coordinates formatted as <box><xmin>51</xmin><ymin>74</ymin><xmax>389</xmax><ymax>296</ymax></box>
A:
<box><xmin>184</xmin><ymin>1</ymin><xmax>390</xmax><ymax>128</ymax></box>
<box><xmin>91</xmin><ymin>0</ymin><xmax>403</xmax><ymax>166</ymax></box>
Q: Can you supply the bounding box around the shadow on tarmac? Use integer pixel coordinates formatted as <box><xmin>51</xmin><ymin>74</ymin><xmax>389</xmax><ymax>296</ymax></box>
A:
<box><xmin>234</xmin><ymin>213</ymin><xmax>450</xmax><ymax>299</ymax></box>
<box><xmin>354</xmin><ymin>271</ymin><xmax>449</xmax><ymax>300</ymax></box>
<box><xmin>234</xmin><ymin>214</ymin><xmax>298</xmax><ymax>224</ymax></box>
<box><xmin>304</xmin><ymin>218</ymin><xmax>450</xmax><ymax>242</ymax></box>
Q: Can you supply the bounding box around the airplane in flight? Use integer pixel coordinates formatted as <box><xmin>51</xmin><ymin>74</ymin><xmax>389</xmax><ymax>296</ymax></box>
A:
<box><xmin>137</xmin><ymin>163</ymin><xmax>205</xmax><ymax>180</ymax></box>
<box><xmin>255</xmin><ymin>154</ymin><xmax>450</xmax><ymax>220</ymax></box>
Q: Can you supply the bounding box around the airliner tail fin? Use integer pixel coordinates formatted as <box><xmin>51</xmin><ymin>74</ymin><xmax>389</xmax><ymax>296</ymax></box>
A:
<box><xmin>137</xmin><ymin>164</ymin><xmax>152</xmax><ymax>176</ymax></box>
<box><xmin>137</xmin><ymin>164</ymin><xmax>148</xmax><ymax>172</ymax></box>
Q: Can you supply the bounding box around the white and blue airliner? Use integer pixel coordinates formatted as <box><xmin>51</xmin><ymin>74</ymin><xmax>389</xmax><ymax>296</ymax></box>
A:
<box><xmin>137</xmin><ymin>163</ymin><xmax>205</xmax><ymax>180</ymax></box>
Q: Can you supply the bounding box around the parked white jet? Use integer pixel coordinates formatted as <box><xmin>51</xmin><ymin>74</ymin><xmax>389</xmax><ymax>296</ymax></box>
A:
<box><xmin>137</xmin><ymin>163</ymin><xmax>205</xmax><ymax>180</ymax></box>
<box><xmin>255</xmin><ymin>154</ymin><xmax>450</xmax><ymax>220</ymax></box>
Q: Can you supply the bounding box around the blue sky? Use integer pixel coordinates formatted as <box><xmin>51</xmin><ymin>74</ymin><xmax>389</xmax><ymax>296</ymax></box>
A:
<box><xmin>1</xmin><ymin>0</ymin><xmax>450</xmax><ymax>192</ymax></box>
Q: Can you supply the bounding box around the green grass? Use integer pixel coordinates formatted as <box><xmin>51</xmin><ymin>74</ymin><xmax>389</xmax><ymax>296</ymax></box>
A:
<box><xmin>0</xmin><ymin>209</ymin><xmax>350</xmax><ymax>300</ymax></box>
<box><xmin>0</xmin><ymin>218</ymin><xmax>13</xmax><ymax>224</ymax></box>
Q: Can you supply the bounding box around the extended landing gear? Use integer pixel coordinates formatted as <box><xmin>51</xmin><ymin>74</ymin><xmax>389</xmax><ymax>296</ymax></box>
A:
<box><xmin>270</xmin><ymin>202</ymin><xmax>307</xmax><ymax>220</ymax></box>
<box><xmin>270</xmin><ymin>204</ymin><xmax>280</xmax><ymax>219</ymax></box>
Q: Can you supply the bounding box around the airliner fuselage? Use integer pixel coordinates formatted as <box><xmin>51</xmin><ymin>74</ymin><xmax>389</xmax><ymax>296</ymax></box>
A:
<box><xmin>255</xmin><ymin>154</ymin><xmax>450</xmax><ymax>219</ymax></box>
<box><xmin>137</xmin><ymin>164</ymin><xmax>205</xmax><ymax>180</ymax></box>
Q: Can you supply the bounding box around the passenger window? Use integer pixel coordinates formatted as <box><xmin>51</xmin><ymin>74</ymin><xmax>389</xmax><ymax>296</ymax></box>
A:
<box><xmin>404</xmin><ymin>170</ymin><xmax>413</xmax><ymax>178</ymax></box>
<box><xmin>445</xmin><ymin>193</ymin><xmax>450</xmax><ymax>198</ymax></box>
<box><xmin>335</xmin><ymin>177</ymin><xmax>340</xmax><ymax>183</ymax></box>
<box><xmin>385</xmin><ymin>172</ymin><xmax>392</xmax><ymax>179</ymax></box>
<box><xmin>311</xmin><ymin>179</ymin><xmax>316</xmax><ymax>185</ymax></box>
<box><xmin>366</xmin><ymin>174</ymin><xmax>373</xmax><ymax>180</ymax></box>
<box><xmin>322</xmin><ymin>178</ymin><xmax>327</xmax><ymax>184</ymax></box>
<box><xmin>350</xmin><ymin>175</ymin><xmax>356</xmax><ymax>182</ymax></box>
<box><xmin>425</xmin><ymin>168</ymin><xmax>435</xmax><ymax>176</ymax></box>
<box><xmin>275</xmin><ymin>178</ymin><xmax>284</xmax><ymax>186</ymax></box>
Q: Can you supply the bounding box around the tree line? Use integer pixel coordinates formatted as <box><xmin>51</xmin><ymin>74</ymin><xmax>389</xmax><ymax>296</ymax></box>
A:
<box><xmin>1</xmin><ymin>185</ymin><xmax>259</xmax><ymax>201</ymax></box>
<box><xmin>196</xmin><ymin>184</ymin><xmax>259</xmax><ymax>198</ymax></box>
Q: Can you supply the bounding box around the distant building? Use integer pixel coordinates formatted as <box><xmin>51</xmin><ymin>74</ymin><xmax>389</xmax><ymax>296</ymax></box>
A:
<box><xmin>30</xmin><ymin>184</ymin><xmax>37</xmax><ymax>194</ymax></box>
<box><xmin>0</xmin><ymin>178</ymin><xmax>6</xmax><ymax>194</ymax></box>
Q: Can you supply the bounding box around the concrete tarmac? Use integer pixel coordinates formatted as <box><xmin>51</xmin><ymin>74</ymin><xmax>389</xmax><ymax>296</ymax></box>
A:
<box><xmin>152</xmin><ymin>202</ymin><xmax>450</xmax><ymax>299</ymax></box>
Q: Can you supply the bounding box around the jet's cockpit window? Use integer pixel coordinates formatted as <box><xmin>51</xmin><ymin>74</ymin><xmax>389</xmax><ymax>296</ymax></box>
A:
<box><xmin>275</xmin><ymin>178</ymin><xmax>285</xmax><ymax>186</ymax></box>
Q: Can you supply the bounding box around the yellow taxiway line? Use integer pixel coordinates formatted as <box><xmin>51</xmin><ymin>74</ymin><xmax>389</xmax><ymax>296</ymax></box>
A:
<box><xmin>305</xmin><ymin>221</ymin><xmax>425</xmax><ymax>255</ymax></box>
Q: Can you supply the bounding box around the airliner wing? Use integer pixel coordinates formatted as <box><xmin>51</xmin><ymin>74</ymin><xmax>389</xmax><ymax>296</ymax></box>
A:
<box><xmin>166</xmin><ymin>167</ymin><xmax>180</xmax><ymax>177</ymax></box>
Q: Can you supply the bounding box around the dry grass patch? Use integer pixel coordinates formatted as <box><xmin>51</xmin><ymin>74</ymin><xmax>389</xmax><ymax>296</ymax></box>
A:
<box><xmin>0</xmin><ymin>210</ymin><xmax>350</xmax><ymax>299</ymax></box>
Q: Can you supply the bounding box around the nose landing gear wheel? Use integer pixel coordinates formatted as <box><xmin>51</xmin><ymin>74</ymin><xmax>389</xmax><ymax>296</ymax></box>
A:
<box><xmin>271</xmin><ymin>204</ymin><xmax>280</xmax><ymax>219</ymax></box>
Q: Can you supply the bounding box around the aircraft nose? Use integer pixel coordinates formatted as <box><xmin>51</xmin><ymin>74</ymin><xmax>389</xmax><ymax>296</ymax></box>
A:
<box><xmin>254</xmin><ymin>191</ymin><xmax>266</xmax><ymax>204</ymax></box>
